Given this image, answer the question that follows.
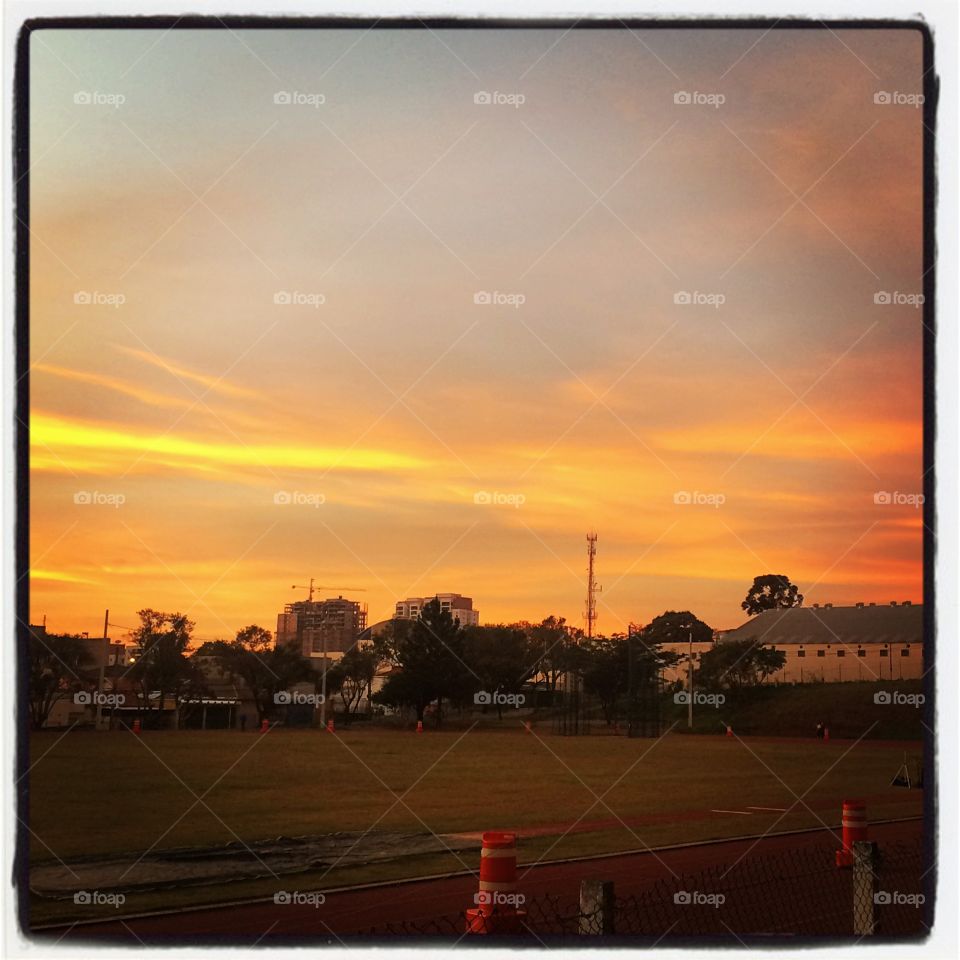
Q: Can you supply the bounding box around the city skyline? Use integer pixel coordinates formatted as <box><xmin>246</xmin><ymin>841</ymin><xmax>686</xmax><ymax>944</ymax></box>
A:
<box><xmin>29</xmin><ymin>27</ymin><xmax>924</xmax><ymax>640</ymax></box>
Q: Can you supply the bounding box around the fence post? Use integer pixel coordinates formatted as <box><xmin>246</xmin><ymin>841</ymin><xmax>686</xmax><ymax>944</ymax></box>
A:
<box><xmin>852</xmin><ymin>840</ymin><xmax>878</xmax><ymax>935</ymax></box>
<box><xmin>579</xmin><ymin>880</ymin><xmax>615</xmax><ymax>935</ymax></box>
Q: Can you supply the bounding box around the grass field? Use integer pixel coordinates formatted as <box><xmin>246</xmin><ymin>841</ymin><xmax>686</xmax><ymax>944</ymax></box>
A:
<box><xmin>27</xmin><ymin>725</ymin><xmax>923</xmax><ymax>925</ymax></box>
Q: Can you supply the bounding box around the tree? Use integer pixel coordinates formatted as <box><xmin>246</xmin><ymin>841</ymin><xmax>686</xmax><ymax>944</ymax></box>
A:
<box><xmin>696</xmin><ymin>637</ymin><xmax>786</xmax><ymax>691</ymax></box>
<box><xmin>27</xmin><ymin>628</ymin><xmax>94</xmax><ymax>730</ymax></box>
<box><xmin>581</xmin><ymin>629</ymin><xmax>681</xmax><ymax>726</ymax></box>
<box><xmin>214</xmin><ymin>624</ymin><xmax>313</xmax><ymax>724</ymax></box>
<box><xmin>374</xmin><ymin>599</ymin><xmax>471</xmax><ymax>726</ymax></box>
<box><xmin>742</xmin><ymin>574</ymin><xmax>804</xmax><ymax>616</ymax></box>
<box><xmin>327</xmin><ymin>645</ymin><xmax>378</xmax><ymax>722</ymax></box>
<box><xmin>641</xmin><ymin>611</ymin><xmax>713</xmax><ymax>647</ymax></box>
<box><xmin>462</xmin><ymin>625</ymin><xmax>534</xmax><ymax>718</ymax></box>
<box><xmin>524</xmin><ymin>616</ymin><xmax>581</xmax><ymax>692</ymax></box>
<box><xmin>127</xmin><ymin>609</ymin><xmax>200</xmax><ymax>725</ymax></box>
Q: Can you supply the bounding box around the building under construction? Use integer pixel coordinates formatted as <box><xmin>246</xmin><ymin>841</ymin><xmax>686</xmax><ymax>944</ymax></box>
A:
<box><xmin>276</xmin><ymin>596</ymin><xmax>368</xmax><ymax>658</ymax></box>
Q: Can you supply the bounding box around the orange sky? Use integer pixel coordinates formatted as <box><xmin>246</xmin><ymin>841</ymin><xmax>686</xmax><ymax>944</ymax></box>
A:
<box><xmin>28</xmin><ymin>27</ymin><xmax>925</xmax><ymax>642</ymax></box>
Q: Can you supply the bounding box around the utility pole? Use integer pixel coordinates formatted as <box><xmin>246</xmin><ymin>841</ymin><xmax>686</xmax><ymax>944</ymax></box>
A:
<box><xmin>96</xmin><ymin>609</ymin><xmax>108</xmax><ymax>730</ymax></box>
<box><xmin>320</xmin><ymin>629</ymin><xmax>328</xmax><ymax>726</ymax></box>
<box><xmin>687</xmin><ymin>629</ymin><xmax>694</xmax><ymax>729</ymax></box>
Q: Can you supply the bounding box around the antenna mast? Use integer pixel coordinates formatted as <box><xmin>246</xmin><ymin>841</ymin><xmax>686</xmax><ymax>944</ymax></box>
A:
<box><xmin>585</xmin><ymin>531</ymin><xmax>601</xmax><ymax>638</ymax></box>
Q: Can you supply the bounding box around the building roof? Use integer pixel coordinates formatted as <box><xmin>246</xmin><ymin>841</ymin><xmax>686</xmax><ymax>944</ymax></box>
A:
<box><xmin>719</xmin><ymin>603</ymin><xmax>922</xmax><ymax>647</ymax></box>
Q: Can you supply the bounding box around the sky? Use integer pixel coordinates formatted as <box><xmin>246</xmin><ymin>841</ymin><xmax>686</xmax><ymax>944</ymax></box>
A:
<box><xmin>27</xmin><ymin>26</ymin><xmax>925</xmax><ymax>643</ymax></box>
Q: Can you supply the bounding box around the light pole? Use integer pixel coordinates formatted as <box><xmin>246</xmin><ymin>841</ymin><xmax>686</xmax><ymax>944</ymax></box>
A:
<box><xmin>687</xmin><ymin>629</ymin><xmax>694</xmax><ymax>729</ymax></box>
<box><xmin>320</xmin><ymin>629</ymin><xmax>328</xmax><ymax>726</ymax></box>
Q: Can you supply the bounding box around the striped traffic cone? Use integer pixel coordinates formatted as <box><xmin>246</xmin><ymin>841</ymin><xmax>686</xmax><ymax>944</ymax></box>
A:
<box><xmin>465</xmin><ymin>832</ymin><xmax>525</xmax><ymax>934</ymax></box>
<box><xmin>836</xmin><ymin>800</ymin><xmax>868</xmax><ymax>867</ymax></box>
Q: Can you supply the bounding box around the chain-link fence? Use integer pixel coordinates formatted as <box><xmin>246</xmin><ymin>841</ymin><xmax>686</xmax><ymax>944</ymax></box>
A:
<box><xmin>355</xmin><ymin>838</ymin><xmax>927</xmax><ymax>939</ymax></box>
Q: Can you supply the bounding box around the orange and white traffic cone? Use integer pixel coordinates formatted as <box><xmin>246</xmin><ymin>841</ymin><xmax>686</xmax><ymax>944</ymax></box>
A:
<box><xmin>260</xmin><ymin>719</ymin><xmax>269</xmax><ymax>733</ymax></box>
<box><xmin>416</xmin><ymin>720</ymin><xmax>424</xmax><ymax>734</ymax></box>
<box><xmin>836</xmin><ymin>800</ymin><xmax>868</xmax><ymax>867</ymax></box>
<box><xmin>824</xmin><ymin>727</ymin><xmax>830</xmax><ymax>742</ymax></box>
<box><xmin>725</xmin><ymin>724</ymin><xmax>733</xmax><ymax>738</ymax></box>
<box><xmin>465</xmin><ymin>832</ymin><xmax>525</xmax><ymax>934</ymax></box>
<box><xmin>132</xmin><ymin>719</ymin><xmax>141</xmax><ymax>735</ymax></box>
<box><xmin>326</xmin><ymin>718</ymin><xmax>335</xmax><ymax>733</ymax></box>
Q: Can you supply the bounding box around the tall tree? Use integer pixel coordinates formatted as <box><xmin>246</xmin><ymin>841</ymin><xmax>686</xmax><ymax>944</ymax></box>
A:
<box><xmin>641</xmin><ymin>611</ymin><xmax>713</xmax><ymax>646</ymax></box>
<box><xmin>27</xmin><ymin>628</ymin><xmax>94</xmax><ymax>730</ymax></box>
<box><xmin>741</xmin><ymin>574</ymin><xmax>804</xmax><ymax>616</ymax></box>
<box><xmin>524</xmin><ymin>616</ymin><xmax>580</xmax><ymax>692</ymax></box>
<box><xmin>127</xmin><ymin>609</ymin><xmax>199</xmax><ymax>725</ymax></box>
<box><xmin>462</xmin><ymin>624</ymin><xmax>534</xmax><ymax>718</ymax></box>
<box><xmin>214</xmin><ymin>624</ymin><xmax>313</xmax><ymax>724</ymax></box>
<box><xmin>374</xmin><ymin>599</ymin><xmax>471</xmax><ymax>725</ymax></box>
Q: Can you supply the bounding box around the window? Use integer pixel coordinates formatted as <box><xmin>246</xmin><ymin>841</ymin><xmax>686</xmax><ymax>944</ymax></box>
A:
<box><xmin>837</xmin><ymin>649</ymin><xmax>846</xmax><ymax>658</ymax></box>
<box><xmin>901</xmin><ymin>648</ymin><xmax>910</xmax><ymax>657</ymax></box>
<box><xmin>797</xmin><ymin>649</ymin><xmax>806</xmax><ymax>658</ymax></box>
<box><xmin>817</xmin><ymin>650</ymin><xmax>826</xmax><ymax>658</ymax></box>
<box><xmin>880</xmin><ymin>649</ymin><xmax>889</xmax><ymax>657</ymax></box>
<box><xmin>857</xmin><ymin>649</ymin><xmax>867</xmax><ymax>658</ymax></box>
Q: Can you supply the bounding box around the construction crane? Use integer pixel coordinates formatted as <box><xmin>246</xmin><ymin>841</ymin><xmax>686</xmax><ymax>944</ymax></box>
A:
<box><xmin>291</xmin><ymin>578</ymin><xmax>367</xmax><ymax>602</ymax></box>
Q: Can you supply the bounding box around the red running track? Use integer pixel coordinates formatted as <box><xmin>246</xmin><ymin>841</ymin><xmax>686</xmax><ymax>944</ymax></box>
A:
<box><xmin>39</xmin><ymin>818</ymin><xmax>922</xmax><ymax>943</ymax></box>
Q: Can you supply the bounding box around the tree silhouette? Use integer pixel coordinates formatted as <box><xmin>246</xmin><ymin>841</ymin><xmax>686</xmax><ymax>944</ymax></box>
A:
<box><xmin>741</xmin><ymin>574</ymin><xmax>803</xmax><ymax>616</ymax></box>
